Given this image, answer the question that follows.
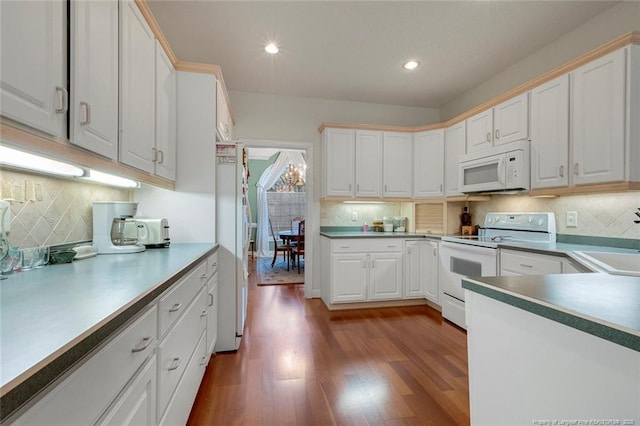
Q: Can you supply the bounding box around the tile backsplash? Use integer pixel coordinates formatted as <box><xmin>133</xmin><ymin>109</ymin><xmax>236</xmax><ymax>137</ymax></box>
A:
<box><xmin>321</xmin><ymin>202</ymin><xmax>402</xmax><ymax>226</ymax></box>
<box><xmin>472</xmin><ymin>192</ymin><xmax>640</xmax><ymax>240</ymax></box>
<box><xmin>1</xmin><ymin>169</ymin><xmax>129</xmax><ymax>248</ymax></box>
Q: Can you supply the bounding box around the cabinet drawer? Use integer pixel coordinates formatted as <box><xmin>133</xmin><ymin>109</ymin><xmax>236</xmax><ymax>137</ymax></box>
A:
<box><xmin>13</xmin><ymin>306</ymin><xmax>157</xmax><ymax>425</ymax></box>
<box><xmin>158</xmin><ymin>260</ymin><xmax>207</xmax><ymax>337</ymax></box>
<box><xmin>331</xmin><ymin>238</ymin><xmax>403</xmax><ymax>253</ymax></box>
<box><xmin>500</xmin><ymin>250</ymin><xmax>563</xmax><ymax>275</ymax></box>
<box><xmin>158</xmin><ymin>331</ymin><xmax>208</xmax><ymax>426</ymax></box>
<box><xmin>157</xmin><ymin>287</ymin><xmax>207</xmax><ymax>419</ymax></box>
<box><xmin>96</xmin><ymin>355</ymin><xmax>156</xmax><ymax>426</ymax></box>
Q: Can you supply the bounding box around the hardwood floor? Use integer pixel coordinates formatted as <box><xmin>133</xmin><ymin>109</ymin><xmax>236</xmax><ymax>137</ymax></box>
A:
<box><xmin>187</xmin><ymin>258</ymin><xmax>470</xmax><ymax>425</ymax></box>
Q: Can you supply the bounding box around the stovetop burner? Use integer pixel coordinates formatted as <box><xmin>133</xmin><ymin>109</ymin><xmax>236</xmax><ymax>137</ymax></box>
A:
<box><xmin>442</xmin><ymin>212</ymin><xmax>557</xmax><ymax>248</ymax></box>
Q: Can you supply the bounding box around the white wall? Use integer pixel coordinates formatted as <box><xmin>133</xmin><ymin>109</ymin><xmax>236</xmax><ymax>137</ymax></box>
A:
<box><xmin>229</xmin><ymin>91</ymin><xmax>440</xmax><ymax>142</ymax></box>
<box><xmin>441</xmin><ymin>1</ymin><xmax>640</xmax><ymax>120</ymax></box>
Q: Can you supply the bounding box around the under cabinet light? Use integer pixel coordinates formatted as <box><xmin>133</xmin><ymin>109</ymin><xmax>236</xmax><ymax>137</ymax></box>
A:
<box><xmin>0</xmin><ymin>146</ymin><xmax>84</xmax><ymax>177</ymax></box>
<box><xmin>82</xmin><ymin>170</ymin><xmax>139</xmax><ymax>188</ymax></box>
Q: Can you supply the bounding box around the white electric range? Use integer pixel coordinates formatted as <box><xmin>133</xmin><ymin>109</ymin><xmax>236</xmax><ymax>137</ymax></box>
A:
<box><xmin>439</xmin><ymin>212</ymin><xmax>557</xmax><ymax>329</ymax></box>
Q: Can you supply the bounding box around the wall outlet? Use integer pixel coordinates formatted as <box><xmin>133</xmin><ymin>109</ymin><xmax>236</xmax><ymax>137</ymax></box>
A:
<box><xmin>351</xmin><ymin>211</ymin><xmax>358</xmax><ymax>221</ymax></box>
<box><xmin>566</xmin><ymin>211</ymin><xmax>578</xmax><ymax>228</ymax></box>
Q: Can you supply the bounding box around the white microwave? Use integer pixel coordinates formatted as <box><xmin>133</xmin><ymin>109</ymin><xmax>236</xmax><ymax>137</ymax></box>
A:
<box><xmin>458</xmin><ymin>141</ymin><xmax>530</xmax><ymax>193</ymax></box>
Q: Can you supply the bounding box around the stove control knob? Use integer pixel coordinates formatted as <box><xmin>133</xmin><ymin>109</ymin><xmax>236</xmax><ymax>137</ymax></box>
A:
<box><xmin>538</xmin><ymin>219</ymin><xmax>544</xmax><ymax>226</ymax></box>
<box><xmin>528</xmin><ymin>216</ymin><xmax>534</xmax><ymax>223</ymax></box>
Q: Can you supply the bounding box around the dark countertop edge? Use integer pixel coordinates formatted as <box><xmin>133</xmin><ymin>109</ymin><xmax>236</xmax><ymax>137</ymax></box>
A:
<box><xmin>462</xmin><ymin>278</ymin><xmax>640</xmax><ymax>352</ymax></box>
<box><xmin>0</xmin><ymin>245</ymin><xmax>217</xmax><ymax>422</ymax></box>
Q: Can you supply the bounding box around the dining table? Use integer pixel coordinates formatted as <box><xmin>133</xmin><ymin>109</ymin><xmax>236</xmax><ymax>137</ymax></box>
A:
<box><xmin>278</xmin><ymin>229</ymin><xmax>301</xmax><ymax>270</ymax></box>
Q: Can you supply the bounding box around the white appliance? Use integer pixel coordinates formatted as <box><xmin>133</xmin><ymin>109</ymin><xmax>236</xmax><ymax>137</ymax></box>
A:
<box><xmin>439</xmin><ymin>212</ymin><xmax>556</xmax><ymax>329</ymax></box>
<box><xmin>215</xmin><ymin>142</ymin><xmax>250</xmax><ymax>352</ymax></box>
<box><xmin>459</xmin><ymin>140</ymin><xmax>530</xmax><ymax>193</ymax></box>
<box><xmin>92</xmin><ymin>201</ymin><xmax>145</xmax><ymax>254</ymax></box>
<box><xmin>135</xmin><ymin>218</ymin><xmax>170</xmax><ymax>248</ymax></box>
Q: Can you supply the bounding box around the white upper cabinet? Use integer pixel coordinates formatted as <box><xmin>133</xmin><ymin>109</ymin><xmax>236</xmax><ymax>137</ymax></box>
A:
<box><xmin>154</xmin><ymin>41</ymin><xmax>177</xmax><ymax>181</ymax></box>
<box><xmin>444</xmin><ymin>121</ymin><xmax>466</xmax><ymax>196</ymax></box>
<box><xmin>571</xmin><ymin>48</ymin><xmax>626</xmax><ymax>185</ymax></box>
<box><xmin>216</xmin><ymin>80</ymin><xmax>233</xmax><ymax>141</ymax></box>
<box><xmin>70</xmin><ymin>0</ymin><xmax>119</xmax><ymax>159</ymax></box>
<box><xmin>119</xmin><ymin>0</ymin><xmax>156</xmax><ymax>173</ymax></box>
<box><xmin>0</xmin><ymin>0</ymin><xmax>66</xmax><ymax>138</ymax></box>
<box><xmin>530</xmin><ymin>74</ymin><xmax>570</xmax><ymax>189</ymax></box>
<box><xmin>382</xmin><ymin>132</ymin><xmax>412</xmax><ymax>197</ymax></box>
<box><xmin>466</xmin><ymin>92</ymin><xmax>529</xmax><ymax>154</ymax></box>
<box><xmin>323</xmin><ymin>128</ymin><xmax>356</xmax><ymax>197</ymax></box>
<box><xmin>355</xmin><ymin>130</ymin><xmax>383</xmax><ymax>197</ymax></box>
<box><xmin>413</xmin><ymin>129</ymin><xmax>444</xmax><ymax>198</ymax></box>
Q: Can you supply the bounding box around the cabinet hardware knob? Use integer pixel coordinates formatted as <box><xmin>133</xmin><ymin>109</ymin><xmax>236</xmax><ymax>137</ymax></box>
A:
<box><xmin>486</xmin><ymin>132</ymin><xmax>491</xmax><ymax>142</ymax></box>
<box><xmin>168</xmin><ymin>357</ymin><xmax>181</xmax><ymax>371</ymax></box>
<box><xmin>519</xmin><ymin>263</ymin><xmax>533</xmax><ymax>268</ymax></box>
<box><xmin>200</xmin><ymin>273</ymin><xmax>208</xmax><ymax>280</ymax></box>
<box><xmin>168</xmin><ymin>302</ymin><xmax>182</xmax><ymax>312</ymax></box>
<box><xmin>158</xmin><ymin>150</ymin><xmax>164</xmax><ymax>164</ymax></box>
<box><xmin>573</xmin><ymin>163</ymin><xmax>579</xmax><ymax>175</ymax></box>
<box><xmin>559</xmin><ymin>165</ymin><xmax>564</xmax><ymax>177</ymax></box>
<box><xmin>495</xmin><ymin>129</ymin><xmax>500</xmax><ymax>139</ymax></box>
<box><xmin>208</xmin><ymin>293</ymin><xmax>214</xmax><ymax>307</ymax></box>
<box><xmin>201</xmin><ymin>310</ymin><xmax>207</xmax><ymax>318</ymax></box>
<box><xmin>131</xmin><ymin>336</ymin><xmax>152</xmax><ymax>353</ymax></box>
<box><xmin>152</xmin><ymin>147</ymin><xmax>158</xmax><ymax>162</ymax></box>
<box><xmin>200</xmin><ymin>356</ymin><xmax>208</xmax><ymax>366</ymax></box>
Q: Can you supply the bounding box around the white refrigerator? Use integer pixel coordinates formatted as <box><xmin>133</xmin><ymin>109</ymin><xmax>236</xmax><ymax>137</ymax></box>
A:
<box><xmin>215</xmin><ymin>142</ymin><xmax>250</xmax><ymax>352</ymax></box>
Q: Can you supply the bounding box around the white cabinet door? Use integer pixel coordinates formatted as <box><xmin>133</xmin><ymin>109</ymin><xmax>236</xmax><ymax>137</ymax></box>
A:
<box><xmin>467</xmin><ymin>93</ymin><xmax>529</xmax><ymax>154</ymax></box>
<box><xmin>404</xmin><ymin>241</ymin><xmax>426</xmax><ymax>298</ymax></box>
<box><xmin>413</xmin><ymin>130</ymin><xmax>444</xmax><ymax>197</ymax></box>
<box><xmin>466</xmin><ymin>109</ymin><xmax>493</xmax><ymax>153</ymax></box>
<box><xmin>571</xmin><ymin>48</ymin><xmax>626</xmax><ymax>185</ymax></box>
<box><xmin>216</xmin><ymin>80</ymin><xmax>233</xmax><ymax>141</ymax></box>
<box><xmin>323</xmin><ymin>128</ymin><xmax>355</xmax><ymax>197</ymax></box>
<box><xmin>154</xmin><ymin>41</ymin><xmax>177</xmax><ymax>181</ymax></box>
<box><xmin>500</xmin><ymin>249</ymin><xmax>564</xmax><ymax>276</ymax></box>
<box><xmin>382</xmin><ymin>132</ymin><xmax>412</xmax><ymax>197</ymax></box>
<box><xmin>331</xmin><ymin>254</ymin><xmax>368</xmax><ymax>302</ymax></box>
<box><xmin>445</xmin><ymin>121</ymin><xmax>466</xmax><ymax>196</ymax></box>
<box><xmin>0</xmin><ymin>0</ymin><xmax>66</xmax><ymax>137</ymax></box>
<box><xmin>96</xmin><ymin>357</ymin><xmax>156</xmax><ymax>426</ymax></box>
<box><xmin>368</xmin><ymin>252</ymin><xmax>403</xmax><ymax>300</ymax></box>
<box><xmin>355</xmin><ymin>130</ymin><xmax>383</xmax><ymax>197</ymax></box>
<box><xmin>530</xmin><ymin>74</ymin><xmax>570</xmax><ymax>189</ymax></box>
<box><xmin>119</xmin><ymin>0</ymin><xmax>155</xmax><ymax>173</ymax></box>
<box><xmin>493</xmin><ymin>92</ymin><xmax>529</xmax><ymax>146</ymax></box>
<box><xmin>70</xmin><ymin>0</ymin><xmax>118</xmax><ymax>159</ymax></box>
<box><xmin>404</xmin><ymin>240</ymin><xmax>438</xmax><ymax>302</ymax></box>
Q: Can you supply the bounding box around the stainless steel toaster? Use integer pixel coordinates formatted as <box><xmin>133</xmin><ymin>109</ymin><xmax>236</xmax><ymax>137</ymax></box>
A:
<box><xmin>135</xmin><ymin>218</ymin><xmax>170</xmax><ymax>248</ymax></box>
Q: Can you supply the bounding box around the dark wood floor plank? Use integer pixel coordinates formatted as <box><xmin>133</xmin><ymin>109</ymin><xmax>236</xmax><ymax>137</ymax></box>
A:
<box><xmin>187</xmin><ymin>260</ymin><xmax>470</xmax><ymax>426</ymax></box>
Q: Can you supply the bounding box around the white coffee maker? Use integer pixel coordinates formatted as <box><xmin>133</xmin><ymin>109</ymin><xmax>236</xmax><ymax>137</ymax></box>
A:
<box><xmin>92</xmin><ymin>201</ymin><xmax>145</xmax><ymax>254</ymax></box>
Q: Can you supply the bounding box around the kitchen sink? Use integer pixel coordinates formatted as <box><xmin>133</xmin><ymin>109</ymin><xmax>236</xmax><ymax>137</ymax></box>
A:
<box><xmin>573</xmin><ymin>251</ymin><xmax>640</xmax><ymax>277</ymax></box>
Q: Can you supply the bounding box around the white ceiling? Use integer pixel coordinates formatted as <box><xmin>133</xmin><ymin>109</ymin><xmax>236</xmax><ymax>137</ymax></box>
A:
<box><xmin>147</xmin><ymin>1</ymin><xmax>618</xmax><ymax>109</ymax></box>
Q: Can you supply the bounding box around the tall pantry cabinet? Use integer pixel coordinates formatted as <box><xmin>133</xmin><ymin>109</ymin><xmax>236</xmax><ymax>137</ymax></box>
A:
<box><xmin>0</xmin><ymin>1</ymin><xmax>67</xmax><ymax>138</ymax></box>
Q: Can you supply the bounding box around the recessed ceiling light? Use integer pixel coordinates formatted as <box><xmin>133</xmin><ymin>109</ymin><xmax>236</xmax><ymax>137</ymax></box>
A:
<box><xmin>403</xmin><ymin>60</ymin><xmax>419</xmax><ymax>70</ymax></box>
<box><xmin>265</xmin><ymin>43</ymin><xmax>279</xmax><ymax>54</ymax></box>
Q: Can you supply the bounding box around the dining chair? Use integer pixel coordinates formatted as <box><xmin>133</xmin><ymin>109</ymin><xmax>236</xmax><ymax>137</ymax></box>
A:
<box><xmin>290</xmin><ymin>220</ymin><xmax>305</xmax><ymax>273</ymax></box>
<box><xmin>269</xmin><ymin>218</ymin><xmax>289</xmax><ymax>269</ymax></box>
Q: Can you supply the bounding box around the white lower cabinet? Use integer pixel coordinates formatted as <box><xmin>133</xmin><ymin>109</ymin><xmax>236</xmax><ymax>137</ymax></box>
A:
<box><xmin>12</xmin><ymin>306</ymin><xmax>157</xmax><ymax>425</ymax></box>
<box><xmin>11</xmin><ymin>254</ymin><xmax>217</xmax><ymax>426</ymax></box>
<box><xmin>404</xmin><ymin>240</ymin><xmax>438</xmax><ymax>303</ymax></box>
<box><xmin>205</xmin><ymin>252</ymin><xmax>219</xmax><ymax>357</ymax></box>
<box><xmin>325</xmin><ymin>238</ymin><xmax>404</xmax><ymax>304</ymax></box>
<box><xmin>500</xmin><ymin>249</ymin><xmax>587</xmax><ymax>276</ymax></box>
<box><xmin>97</xmin><ymin>356</ymin><xmax>157</xmax><ymax>426</ymax></box>
<box><xmin>157</xmin><ymin>286</ymin><xmax>207</xmax><ymax>420</ymax></box>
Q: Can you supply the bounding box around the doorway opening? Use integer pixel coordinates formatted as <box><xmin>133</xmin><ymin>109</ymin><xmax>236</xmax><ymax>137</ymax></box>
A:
<box><xmin>242</xmin><ymin>139</ymin><xmax>315</xmax><ymax>298</ymax></box>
